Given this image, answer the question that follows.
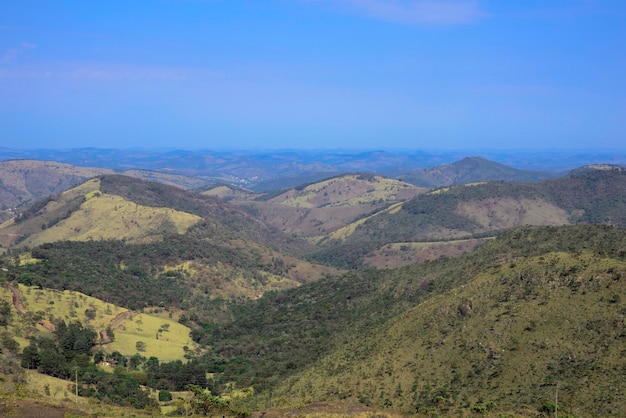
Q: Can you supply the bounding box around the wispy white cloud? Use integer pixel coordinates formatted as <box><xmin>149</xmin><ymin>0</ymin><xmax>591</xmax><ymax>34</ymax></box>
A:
<box><xmin>306</xmin><ymin>0</ymin><xmax>487</xmax><ymax>25</ymax></box>
<box><xmin>469</xmin><ymin>83</ymin><xmax>557</xmax><ymax>96</ymax></box>
<box><xmin>64</xmin><ymin>63</ymin><xmax>192</xmax><ymax>81</ymax></box>
<box><xmin>2</xmin><ymin>42</ymin><xmax>37</xmax><ymax>63</ymax></box>
<box><xmin>0</xmin><ymin>61</ymin><xmax>213</xmax><ymax>82</ymax></box>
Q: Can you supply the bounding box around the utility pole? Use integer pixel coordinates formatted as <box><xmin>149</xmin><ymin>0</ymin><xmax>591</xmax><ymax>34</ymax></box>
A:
<box><xmin>75</xmin><ymin>366</ymin><xmax>78</xmax><ymax>404</ymax></box>
<box><xmin>555</xmin><ymin>382</ymin><xmax>559</xmax><ymax>418</ymax></box>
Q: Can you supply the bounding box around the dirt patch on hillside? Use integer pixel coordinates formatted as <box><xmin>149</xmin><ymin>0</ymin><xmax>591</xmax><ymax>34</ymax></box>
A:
<box><xmin>251</xmin><ymin>401</ymin><xmax>396</xmax><ymax>418</ymax></box>
<box><xmin>457</xmin><ymin>197</ymin><xmax>570</xmax><ymax>230</ymax></box>
<box><xmin>364</xmin><ymin>238</ymin><xmax>490</xmax><ymax>269</ymax></box>
<box><xmin>109</xmin><ymin>310</ymin><xmax>133</xmax><ymax>329</ymax></box>
<box><xmin>0</xmin><ymin>399</ymin><xmax>91</xmax><ymax>417</ymax></box>
<box><xmin>8</xmin><ymin>285</ymin><xmax>27</xmax><ymax>314</ymax></box>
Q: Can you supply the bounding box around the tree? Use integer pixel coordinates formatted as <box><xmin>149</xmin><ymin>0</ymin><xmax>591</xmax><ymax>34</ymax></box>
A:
<box><xmin>0</xmin><ymin>300</ymin><xmax>12</xmax><ymax>328</ymax></box>
<box><xmin>20</xmin><ymin>342</ymin><xmax>40</xmax><ymax>369</ymax></box>
<box><xmin>186</xmin><ymin>384</ymin><xmax>230</xmax><ymax>416</ymax></box>
<box><xmin>135</xmin><ymin>341</ymin><xmax>147</xmax><ymax>352</ymax></box>
<box><xmin>159</xmin><ymin>390</ymin><xmax>173</xmax><ymax>402</ymax></box>
<box><xmin>38</xmin><ymin>349</ymin><xmax>69</xmax><ymax>378</ymax></box>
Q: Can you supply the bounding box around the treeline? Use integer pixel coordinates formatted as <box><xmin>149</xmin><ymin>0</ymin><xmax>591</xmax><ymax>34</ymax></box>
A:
<box><xmin>17</xmin><ymin>318</ymin><xmax>221</xmax><ymax>411</ymax></box>
<box><xmin>20</xmin><ymin>320</ymin><xmax>156</xmax><ymax>409</ymax></box>
<box><xmin>11</xmin><ymin>233</ymin><xmax>272</xmax><ymax>310</ymax></box>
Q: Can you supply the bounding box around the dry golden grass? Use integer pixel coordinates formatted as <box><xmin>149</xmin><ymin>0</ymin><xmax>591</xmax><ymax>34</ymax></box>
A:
<box><xmin>7</xmin><ymin>284</ymin><xmax>126</xmax><ymax>333</ymax></box>
<box><xmin>107</xmin><ymin>312</ymin><xmax>198</xmax><ymax>362</ymax></box>
<box><xmin>2</xmin><ymin>177</ymin><xmax>203</xmax><ymax>248</ymax></box>
<box><xmin>20</xmin><ymin>187</ymin><xmax>202</xmax><ymax>247</ymax></box>
<box><xmin>274</xmin><ymin>175</ymin><xmax>423</xmax><ymax>209</ymax></box>
<box><xmin>457</xmin><ymin>197</ymin><xmax>570</xmax><ymax>230</ymax></box>
<box><xmin>2</xmin><ymin>284</ymin><xmax>198</xmax><ymax>362</ymax></box>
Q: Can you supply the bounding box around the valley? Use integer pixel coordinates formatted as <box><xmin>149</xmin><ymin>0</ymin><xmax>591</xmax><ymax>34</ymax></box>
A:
<box><xmin>0</xmin><ymin>151</ymin><xmax>625</xmax><ymax>417</ymax></box>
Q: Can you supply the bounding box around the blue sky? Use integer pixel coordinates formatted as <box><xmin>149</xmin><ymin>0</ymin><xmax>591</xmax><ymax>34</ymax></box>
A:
<box><xmin>1</xmin><ymin>0</ymin><xmax>625</xmax><ymax>150</ymax></box>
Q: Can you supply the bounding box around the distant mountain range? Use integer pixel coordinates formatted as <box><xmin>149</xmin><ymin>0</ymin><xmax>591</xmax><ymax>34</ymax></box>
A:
<box><xmin>2</xmin><ymin>147</ymin><xmax>625</xmax><ymax>190</ymax></box>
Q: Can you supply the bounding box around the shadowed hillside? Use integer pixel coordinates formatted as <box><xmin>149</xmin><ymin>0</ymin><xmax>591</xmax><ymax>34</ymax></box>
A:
<box><xmin>400</xmin><ymin>156</ymin><xmax>560</xmax><ymax>187</ymax></box>
<box><xmin>308</xmin><ymin>166</ymin><xmax>626</xmax><ymax>268</ymax></box>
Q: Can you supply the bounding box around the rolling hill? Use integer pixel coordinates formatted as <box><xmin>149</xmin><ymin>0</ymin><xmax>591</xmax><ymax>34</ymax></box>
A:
<box><xmin>0</xmin><ymin>160</ymin><xmax>215</xmax><ymax>223</ymax></box>
<box><xmin>228</xmin><ymin>174</ymin><xmax>427</xmax><ymax>238</ymax></box>
<box><xmin>1</xmin><ymin>156</ymin><xmax>626</xmax><ymax>416</ymax></box>
<box><xmin>193</xmin><ymin>224</ymin><xmax>626</xmax><ymax>417</ymax></box>
<box><xmin>0</xmin><ymin>160</ymin><xmax>113</xmax><ymax>219</ymax></box>
<box><xmin>0</xmin><ymin>175</ymin><xmax>341</xmax><ymax>306</ymax></box>
<box><xmin>400</xmin><ymin>156</ymin><xmax>559</xmax><ymax>187</ymax></box>
<box><xmin>308</xmin><ymin>166</ymin><xmax>626</xmax><ymax>268</ymax></box>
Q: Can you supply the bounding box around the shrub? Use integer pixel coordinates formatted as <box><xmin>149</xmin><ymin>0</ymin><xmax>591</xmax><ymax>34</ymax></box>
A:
<box><xmin>158</xmin><ymin>390</ymin><xmax>173</xmax><ymax>402</ymax></box>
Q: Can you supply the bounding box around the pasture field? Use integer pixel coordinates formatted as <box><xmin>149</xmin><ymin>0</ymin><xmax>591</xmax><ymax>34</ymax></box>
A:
<box><xmin>2</xmin><ymin>284</ymin><xmax>197</xmax><ymax>362</ymax></box>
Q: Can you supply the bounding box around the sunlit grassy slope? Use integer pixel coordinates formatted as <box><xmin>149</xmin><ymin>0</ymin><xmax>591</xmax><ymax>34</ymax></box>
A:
<box><xmin>17</xmin><ymin>179</ymin><xmax>201</xmax><ymax>248</ymax></box>
<box><xmin>107</xmin><ymin>312</ymin><xmax>198</xmax><ymax>362</ymax></box>
<box><xmin>228</xmin><ymin>174</ymin><xmax>426</xmax><ymax>239</ymax></box>
<box><xmin>272</xmin><ymin>249</ymin><xmax>626</xmax><ymax>416</ymax></box>
<box><xmin>2</xmin><ymin>284</ymin><xmax>197</xmax><ymax>362</ymax></box>
<box><xmin>273</xmin><ymin>174</ymin><xmax>423</xmax><ymax>208</ymax></box>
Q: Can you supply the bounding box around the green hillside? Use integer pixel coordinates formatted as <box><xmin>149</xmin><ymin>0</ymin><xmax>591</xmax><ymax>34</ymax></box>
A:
<box><xmin>274</xmin><ymin>248</ymin><xmax>626</xmax><ymax>416</ymax></box>
<box><xmin>1</xmin><ymin>284</ymin><xmax>198</xmax><ymax>362</ymax></box>
<box><xmin>3</xmin><ymin>178</ymin><xmax>202</xmax><ymax>248</ymax></box>
<box><xmin>308</xmin><ymin>167</ymin><xmax>626</xmax><ymax>268</ymax></box>
<box><xmin>0</xmin><ymin>175</ymin><xmax>341</xmax><ymax>307</ymax></box>
<box><xmin>185</xmin><ymin>226</ymin><xmax>626</xmax><ymax>408</ymax></box>
<box><xmin>2</xmin><ymin>165</ymin><xmax>626</xmax><ymax>416</ymax></box>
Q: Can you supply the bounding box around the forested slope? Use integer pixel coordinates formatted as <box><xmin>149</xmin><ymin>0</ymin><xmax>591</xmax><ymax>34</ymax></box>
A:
<box><xmin>192</xmin><ymin>225</ymin><xmax>626</xmax><ymax>417</ymax></box>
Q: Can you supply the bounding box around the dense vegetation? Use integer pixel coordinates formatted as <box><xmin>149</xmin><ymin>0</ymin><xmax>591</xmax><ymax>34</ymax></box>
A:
<box><xmin>193</xmin><ymin>225</ymin><xmax>626</xmax><ymax>409</ymax></box>
<box><xmin>19</xmin><ymin>320</ymin><xmax>158</xmax><ymax>409</ymax></box>
<box><xmin>10</xmin><ymin>235</ymin><xmax>276</xmax><ymax>311</ymax></box>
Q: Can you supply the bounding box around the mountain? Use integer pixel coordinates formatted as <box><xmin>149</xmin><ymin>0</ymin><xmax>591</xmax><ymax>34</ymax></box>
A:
<box><xmin>1</xmin><ymin>157</ymin><xmax>626</xmax><ymax>416</ymax></box>
<box><xmin>0</xmin><ymin>160</ymin><xmax>216</xmax><ymax>222</ymax></box>
<box><xmin>193</xmin><ymin>224</ymin><xmax>626</xmax><ymax>416</ymax></box>
<box><xmin>0</xmin><ymin>175</ymin><xmax>341</xmax><ymax>305</ymax></box>
<box><xmin>228</xmin><ymin>174</ymin><xmax>427</xmax><ymax>238</ymax></box>
<box><xmin>6</xmin><ymin>148</ymin><xmax>625</xmax><ymax>189</ymax></box>
<box><xmin>400</xmin><ymin>156</ymin><xmax>559</xmax><ymax>187</ymax></box>
<box><xmin>308</xmin><ymin>166</ymin><xmax>626</xmax><ymax>268</ymax></box>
